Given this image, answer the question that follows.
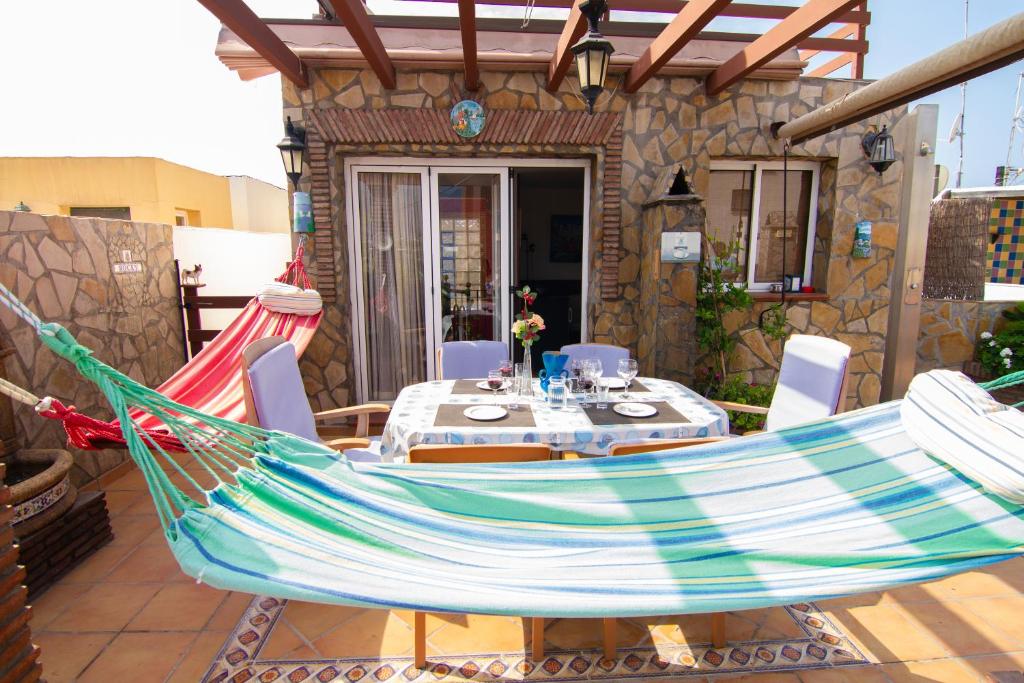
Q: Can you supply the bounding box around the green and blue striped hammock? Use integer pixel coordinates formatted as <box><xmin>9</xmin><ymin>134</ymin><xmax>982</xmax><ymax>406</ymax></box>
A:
<box><xmin>3</xmin><ymin>283</ymin><xmax>1023</xmax><ymax>617</ymax></box>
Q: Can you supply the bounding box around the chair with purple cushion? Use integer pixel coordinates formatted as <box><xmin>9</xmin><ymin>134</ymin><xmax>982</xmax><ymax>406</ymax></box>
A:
<box><xmin>241</xmin><ymin>336</ymin><xmax>390</xmax><ymax>462</ymax></box>
<box><xmin>436</xmin><ymin>340</ymin><xmax>509</xmax><ymax>380</ymax></box>
<box><xmin>560</xmin><ymin>343</ymin><xmax>629</xmax><ymax>378</ymax></box>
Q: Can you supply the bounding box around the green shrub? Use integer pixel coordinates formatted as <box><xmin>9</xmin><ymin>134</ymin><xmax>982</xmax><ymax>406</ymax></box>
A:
<box><xmin>977</xmin><ymin>303</ymin><xmax>1024</xmax><ymax>378</ymax></box>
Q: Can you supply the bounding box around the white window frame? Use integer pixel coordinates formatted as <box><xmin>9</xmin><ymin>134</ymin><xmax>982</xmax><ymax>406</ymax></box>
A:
<box><xmin>710</xmin><ymin>159</ymin><xmax>820</xmax><ymax>292</ymax></box>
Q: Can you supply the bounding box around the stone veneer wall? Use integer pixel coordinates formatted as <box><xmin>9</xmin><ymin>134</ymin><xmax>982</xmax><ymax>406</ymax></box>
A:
<box><xmin>284</xmin><ymin>68</ymin><xmax>907</xmax><ymax>409</ymax></box>
<box><xmin>916</xmin><ymin>298</ymin><xmax>1017</xmax><ymax>373</ymax></box>
<box><xmin>0</xmin><ymin>211</ymin><xmax>183</xmax><ymax>486</ymax></box>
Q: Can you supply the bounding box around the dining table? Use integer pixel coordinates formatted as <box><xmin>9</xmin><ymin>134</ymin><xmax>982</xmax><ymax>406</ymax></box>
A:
<box><xmin>378</xmin><ymin>376</ymin><xmax>730</xmax><ymax>462</ymax></box>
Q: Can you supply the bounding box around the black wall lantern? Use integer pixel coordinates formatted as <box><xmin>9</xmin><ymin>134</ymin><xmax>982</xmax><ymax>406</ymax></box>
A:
<box><xmin>862</xmin><ymin>124</ymin><xmax>896</xmax><ymax>175</ymax></box>
<box><xmin>571</xmin><ymin>0</ymin><xmax>614</xmax><ymax>115</ymax></box>
<box><xmin>277</xmin><ymin>116</ymin><xmax>306</xmax><ymax>188</ymax></box>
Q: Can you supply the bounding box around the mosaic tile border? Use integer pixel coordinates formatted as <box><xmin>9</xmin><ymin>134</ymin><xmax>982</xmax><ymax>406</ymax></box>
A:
<box><xmin>203</xmin><ymin>596</ymin><xmax>869</xmax><ymax>682</ymax></box>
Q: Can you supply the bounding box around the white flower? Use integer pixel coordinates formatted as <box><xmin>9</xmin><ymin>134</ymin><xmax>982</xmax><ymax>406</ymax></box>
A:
<box><xmin>1005</xmin><ymin>357</ymin><xmax>1013</xmax><ymax>368</ymax></box>
<box><xmin>981</xmin><ymin>331</ymin><xmax>993</xmax><ymax>340</ymax></box>
<box><xmin>990</xmin><ymin>340</ymin><xmax>997</xmax><ymax>346</ymax></box>
<box><xmin>1000</xmin><ymin>348</ymin><xmax>1014</xmax><ymax>357</ymax></box>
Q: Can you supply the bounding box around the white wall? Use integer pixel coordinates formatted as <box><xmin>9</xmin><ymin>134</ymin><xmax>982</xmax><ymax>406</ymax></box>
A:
<box><xmin>173</xmin><ymin>226</ymin><xmax>293</xmax><ymax>331</ymax></box>
<box><xmin>227</xmin><ymin>175</ymin><xmax>289</xmax><ymax>233</ymax></box>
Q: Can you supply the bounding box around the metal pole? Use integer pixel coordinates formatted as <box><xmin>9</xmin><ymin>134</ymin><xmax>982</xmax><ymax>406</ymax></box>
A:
<box><xmin>955</xmin><ymin>0</ymin><xmax>968</xmax><ymax>188</ymax></box>
<box><xmin>879</xmin><ymin>104</ymin><xmax>939</xmax><ymax>402</ymax></box>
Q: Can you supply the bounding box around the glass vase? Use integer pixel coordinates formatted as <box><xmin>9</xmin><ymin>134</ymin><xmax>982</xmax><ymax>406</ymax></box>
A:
<box><xmin>521</xmin><ymin>345</ymin><xmax>534</xmax><ymax>399</ymax></box>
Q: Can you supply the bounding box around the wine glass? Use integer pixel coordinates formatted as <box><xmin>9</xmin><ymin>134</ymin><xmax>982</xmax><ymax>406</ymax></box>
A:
<box><xmin>487</xmin><ymin>370</ymin><xmax>504</xmax><ymax>399</ymax></box>
<box><xmin>569</xmin><ymin>359</ymin><xmax>584</xmax><ymax>395</ymax></box>
<box><xmin>583</xmin><ymin>358</ymin><xmax>602</xmax><ymax>406</ymax></box>
<box><xmin>617</xmin><ymin>358</ymin><xmax>639</xmax><ymax>399</ymax></box>
<box><xmin>498</xmin><ymin>359</ymin><xmax>513</xmax><ymax>379</ymax></box>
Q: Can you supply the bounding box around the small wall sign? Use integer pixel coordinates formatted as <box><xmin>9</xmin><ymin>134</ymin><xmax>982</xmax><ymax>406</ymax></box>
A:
<box><xmin>451</xmin><ymin>100</ymin><xmax>486</xmax><ymax>138</ymax></box>
<box><xmin>660</xmin><ymin>232</ymin><xmax>701</xmax><ymax>263</ymax></box>
<box><xmin>113</xmin><ymin>262</ymin><xmax>143</xmax><ymax>274</ymax></box>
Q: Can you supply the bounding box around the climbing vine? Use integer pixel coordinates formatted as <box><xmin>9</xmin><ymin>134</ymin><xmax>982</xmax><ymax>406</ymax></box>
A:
<box><xmin>695</xmin><ymin>238</ymin><xmax>753</xmax><ymax>381</ymax></box>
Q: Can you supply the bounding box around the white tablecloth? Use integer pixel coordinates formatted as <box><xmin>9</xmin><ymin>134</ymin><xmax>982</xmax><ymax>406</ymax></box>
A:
<box><xmin>379</xmin><ymin>377</ymin><xmax>730</xmax><ymax>462</ymax></box>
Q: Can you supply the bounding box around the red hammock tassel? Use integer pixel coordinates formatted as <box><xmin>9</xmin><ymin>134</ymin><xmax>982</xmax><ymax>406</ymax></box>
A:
<box><xmin>38</xmin><ymin>399</ymin><xmax>185</xmax><ymax>452</ymax></box>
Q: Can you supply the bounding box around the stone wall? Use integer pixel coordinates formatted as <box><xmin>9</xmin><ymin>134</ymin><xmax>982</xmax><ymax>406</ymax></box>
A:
<box><xmin>916</xmin><ymin>298</ymin><xmax>1015</xmax><ymax>373</ymax></box>
<box><xmin>284</xmin><ymin>68</ymin><xmax>908</xmax><ymax>409</ymax></box>
<box><xmin>0</xmin><ymin>211</ymin><xmax>184</xmax><ymax>486</ymax></box>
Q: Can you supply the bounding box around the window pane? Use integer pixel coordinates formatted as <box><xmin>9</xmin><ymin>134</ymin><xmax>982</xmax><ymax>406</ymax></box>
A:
<box><xmin>706</xmin><ymin>170</ymin><xmax>753</xmax><ymax>281</ymax></box>
<box><xmin>754</xmin><ymin>170</ymin><xmax>812</xmax><ymax>284</ymax></box>
<box><xmin>357</xmin><ymin>172</ymin><xmax>426</xmax><ymax>400</ymax></box>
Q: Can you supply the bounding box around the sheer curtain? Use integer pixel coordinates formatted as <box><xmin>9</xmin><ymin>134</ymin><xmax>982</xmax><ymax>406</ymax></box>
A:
<box><xmin>357</xmin><ymin>172</ymin><xmax>426</xmax><ymax>400</ymax></box>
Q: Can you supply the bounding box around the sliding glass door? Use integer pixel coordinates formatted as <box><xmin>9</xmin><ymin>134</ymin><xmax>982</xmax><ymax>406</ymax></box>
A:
<box><xmin>349</xmin><ymin>165</ymin><xmax>509</xmax><ymax>401</ymax></box>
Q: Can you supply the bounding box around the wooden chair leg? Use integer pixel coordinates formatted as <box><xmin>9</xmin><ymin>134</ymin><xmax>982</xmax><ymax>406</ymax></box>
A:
<box><xmin>602</xmin><ymin>617</ymin><xmax>616</xmax><ymax>661</ymax></box>
<box><xmin>710</xmin><ymin>612</ymin><xmax>726</xmax><ymax>649</ymax></box>
<box><xmin>530</xmin><ymin>617</ymin><xmax>544</xmax><ymax>661</ymax></box>
<box><xmin>414</xmin><ymin>611</ymin><xmax>426</xmax><ymax>668</ymax></box>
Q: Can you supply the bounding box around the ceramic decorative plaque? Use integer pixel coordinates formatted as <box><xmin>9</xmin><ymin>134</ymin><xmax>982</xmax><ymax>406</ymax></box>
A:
<box><xmin>450</xmin><ymin>100</ymin><xmax>485</xmax><ymax>138</ymax></box>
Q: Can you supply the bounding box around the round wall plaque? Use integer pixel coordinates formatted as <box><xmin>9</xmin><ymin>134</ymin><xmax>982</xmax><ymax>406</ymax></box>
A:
<box><xmin>450</xmin><ymin>100</ymin><xmax>486</xmax><ymax>138</ymax></box>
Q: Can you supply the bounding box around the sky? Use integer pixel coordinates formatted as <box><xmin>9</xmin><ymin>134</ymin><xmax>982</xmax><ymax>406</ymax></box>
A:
<box><xmin>0</xmin><ymin>0</ymin><xmax>1021</xmax><ymax>189</ymax></box>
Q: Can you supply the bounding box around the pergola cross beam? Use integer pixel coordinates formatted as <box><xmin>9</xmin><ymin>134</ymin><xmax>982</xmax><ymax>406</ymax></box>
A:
<box><xmin>196</xmin><ymin>0</ymin><xmax>308</xmax><ymax>87</ymax></box>
<box><xmin>624</xmin><ymin>0</ymin><xmax>732</xmax><ymax>93</ymax></box>
<box><xmin>705</xmin><ymin>0</ymin><xmax>865</xmax><ymax>95</ymax></box>
<box><xmin>546</xmin><ymin>0</ymin><xmax>588</xmax><ymax>92</ymax></box>
<box><xmin>458</xmin><ymin>0</ymin><xmax>480</xmax><ymax>90</ymax></box>
<box><xmin>324</xmin><ymin>0</ymin><xmax>397</xmax><ymax>89</ymax></box>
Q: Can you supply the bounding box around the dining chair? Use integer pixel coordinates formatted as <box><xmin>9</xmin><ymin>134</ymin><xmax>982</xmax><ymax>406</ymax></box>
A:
<box><xmin>241</xmin><ymin>336</ymin><xmax>390</xmax><ymax>461</ymax></box>
<box><xmin>559</xmin><ymin>343</ymin><xmax>628</xmax><ymax>377</ymax></box>
<box><xmin>405</xmin><ymin>443</ymin><xmax>566</xmax><ymax>668</ymax></box>
<box><xmin>435</xmin><ymin>340</ymin><xmax>509</xmax><ymax>380</ymax></box>
<box><xmin>714</xmin><ymin>334</ymin><xmax>852</xmax><ymax>433</ymax></box>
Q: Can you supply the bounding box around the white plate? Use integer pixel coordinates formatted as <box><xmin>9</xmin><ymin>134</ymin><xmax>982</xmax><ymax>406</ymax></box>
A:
<box><xmin>464</xmin><ymin>405</ymin><xmax>508</xmax><ymax>421</ymax></box>
<box><xmin>601</xmin><ymin>378</ymin><xmax>627</xmax><ymax>389</ymax></box>
<box><xmin>613</xmin><ymin>402</ymin><xmax>657</xmax><ymax>418</ymax></box>
<box><xmin>475</xmin><ymin>380</ymin><xmax>493</xmax><ymax>390</ymax></box>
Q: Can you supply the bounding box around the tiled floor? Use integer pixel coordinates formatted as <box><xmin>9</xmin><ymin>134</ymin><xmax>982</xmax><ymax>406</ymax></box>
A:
<box><xmin>26</xmin><ymin>462</ymin><xmax>1024</xmax><ymax>682</ymax></box>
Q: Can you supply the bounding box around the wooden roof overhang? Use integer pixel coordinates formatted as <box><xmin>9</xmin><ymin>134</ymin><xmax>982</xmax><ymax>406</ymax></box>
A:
<box><xmin>204</xmin><ymin>0</ymin><xmax>872</xmax><ymax>93</ymax></box>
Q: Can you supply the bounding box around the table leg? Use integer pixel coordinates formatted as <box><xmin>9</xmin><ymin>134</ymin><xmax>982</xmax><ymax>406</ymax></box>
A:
<box><xmin>531</xmin><ymin>617</ymin><xmax>545</xmax><ymax>661</ymax></box>
<box><xmin>414</xmin><ymin>611</ymin><xmax>426</xmax><ymax>668</ymax></box>
<box><xmin>602</xmin><ymin>617</ymin><xmax>616</xmax><ymax>661</ymax></box>
<box><xmin>711</xmin><ymin>612</ymin><xmax>726</xmax><ymax>649</ymax></box>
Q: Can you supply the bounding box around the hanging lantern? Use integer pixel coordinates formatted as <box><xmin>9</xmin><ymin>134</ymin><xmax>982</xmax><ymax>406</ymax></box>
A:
<box><xmin>861</xmin><ymin>124</ymin><xmax>896</xmax><ymax>175</ymax></box>
<box><xmin>277</xmin><ymin>116</ymin><xmax>306</xmax><ymax>188</ymax></box>
<box><xmin>571</xmin><ymin>0</ymin><xmax>615</xmax><ymax>115</ymax></box>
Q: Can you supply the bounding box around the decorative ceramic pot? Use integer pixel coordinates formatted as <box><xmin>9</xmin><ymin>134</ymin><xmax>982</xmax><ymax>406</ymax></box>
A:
<box><xmin>5</xmin><ymin>449</ymin><xmax>77</xmax><ymax>537</ymax></box>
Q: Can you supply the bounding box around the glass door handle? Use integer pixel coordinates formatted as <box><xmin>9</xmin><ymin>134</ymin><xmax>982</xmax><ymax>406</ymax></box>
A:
<box><xmin>568</xmin><ymin>307</ymin><xmax>573</xmax><ymax>323</ymax></box>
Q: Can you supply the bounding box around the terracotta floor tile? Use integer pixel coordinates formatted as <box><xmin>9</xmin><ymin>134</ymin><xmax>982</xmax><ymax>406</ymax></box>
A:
<box><xmin>957</xmin><ymin>651</ymin><xmax>1024</xmax><ymax>679</ymax></box>
<box><xmin>543</xmin><ymin>617</ymin><xmax>649</xmax><ymax>652</ymax></box>
<box><xmin>126</xmin><ymin>582</ymin><xmax>228</xmax><ymax>631</ymax></box>
<box><xmin>48</xmin><ymin>582</ymin><xmax>161</xmax><ymax>632</ymax></box>
<box><xmin>313</xmin><ymin>609</ymin><xmax>415</xmax><ymax>658</ymax></box>
<box><xmin>706</xmin><ymin>672</ymin><xmax>802</xmax><ymax>682</ymax></box>
<box><xmin>828</xmin><ymin>605</ymin><xmax>950</xmax><ymax>663</ymax></box>
<box><xmin>392</xmin><ymin>609</ymin><xmax>447</xmax><ymax>637</ymax></box>
<box><xmin>56</xmin><ymin>541</ymin><xmax>135</xmax><ymax>584</ymax></box>
<box><xmin>33</xmin><ymin>631</ymin><xmax>114</xmax><ymax>683</ymax></box>
<box><xmin>880</xmin><ymin>658</ymin><xmax>977</xmax><ymax>682</ymax></box>
<box><xmin>107</xmin><ymin>513</ymin><xmax>161</xmax><ymax>546</ymax></box>
<box><xmin>77</xmin><ymin>631</ymin><xmax>197</xmax><ymax>683</ymax></box>
<box><xmin>105</xmin><ymin>540</ymin><xmax>191</xmax><ymax>584</ymax></box>
<box><xmin>795</xmin><ymin>666</ymin><xmax>890</xmax><ymax>682</ymax></box>
<box><xmin>282</xmin><ymin>600</ymin><xmax>365</xmax><ymax>641</ymax></box>
<box><xmin>960</xmin><ymin>595</ymin><xmax>1024</xmax><ymax>643</ymax></box>
<box><xmin>642</xmin><ymin>614</ymin><xmax>711</xmax><ymax>646</ymax></box>
<box><xmin>103</xmin><ymin>490</ymin><xmax>146</xmax><ymax>517</ymax></box>
<box><xmin>206</xmin><ymin>591</ymin><xmax>254</xmax><ymax>630</ymax></box>
<box><xmin>27</xmin><ymin>582</ymin><xmax>92</xmax><ymax>631</ymax></box>
<box><xmin>104</xmin><ymin>468</ymin><xmax>149</xmax><ymax>491</ymax></box>
<box><xmin>893</xmin><ymin>600</ymin><xmax>1024</xmax><ymax>656</ymax></box>
<box><xmin>261</xmin><ymin>620</ymin><xmax>310</xmax><ymax>659</ymax></box>
<box><xmin>427</xmin><ymin>613</ymin><xmax>526</xmax><ymax>655</ymax></box>
<box><xmin>120</xmin><ymin>494</ymin><xmax>160</xmax><ymax>517</ymax></box>
<box><xmin>166</xmin><ymin>629</ymin><xmax>232</xmax><ymax>683</ymax></box>
<box><xmin>818</xmin><ymin>593</ymin><xmax>886</xmax><ymax>611</ymax></box>
<box><xmin>924</xmin><ymin>570</ymin><xmax>1020</xmax><ymax>601</ymax></box>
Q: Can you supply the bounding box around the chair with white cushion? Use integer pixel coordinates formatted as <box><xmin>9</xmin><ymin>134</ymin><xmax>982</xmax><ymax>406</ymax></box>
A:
<box><xmin>435</xmin><ymin>340</ymin><xmax>508</xmax><ymax>380</ymax></box>
<box><xmin>560</xmin><ymin>343</ymin><xmax>629</xmax><ymax>378</ymax></box>
<box><xmin>241</xmin><ymin>336</ymin><xmax>389</xmax><ymax>461</ymax></box>
<box><xmin>715</xmin><ymin>334</ymin><xmax>852</xmax><ymax>432</ymax></box>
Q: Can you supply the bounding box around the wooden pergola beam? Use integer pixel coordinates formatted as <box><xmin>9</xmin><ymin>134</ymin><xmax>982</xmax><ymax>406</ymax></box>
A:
<box><xmin>458</xmin><ymin>0</ymin><xmax>480</xmax><ymax>90</ymax></box>
<box><xmin>624</xmin><ymin>0</ymin><xmax>732</xmax><ymax>93</ymax></box>
<box><xmin>324</xmin><ymin>0</ymin><xmax>397</xmax><ymax>88</ymax></box>
<box><xmin>546</xmin><ymin>0</ymin><xmax>588</xmax><ymax>92</ymax></box>
<box><xmin>196</xmin><ymin>0</ymin><xmax>308</xmax><ymax>87</ymax></box>
<box><xmin>774</xmin><ymin>11</ymin><xmax>1024</xmax><ymax>144</ymax></box>
<box><xmin>406</xmin><ymin>0</ymin><xmax>870</xmax><ymax>24</ymax></box>
<box><xmin>806</xmin><ymin>51</ymin><xmax>854</xmax><ymax>77</ymax></box>
<box><xmin>705</xmin><ymin>0</ymin><xmax>864</xmax><ymax>95</ymax></box>
<box><xmin>798</xmin><ymin>23</ymin><xmax>856</xmax><ymax>61</ymax></box>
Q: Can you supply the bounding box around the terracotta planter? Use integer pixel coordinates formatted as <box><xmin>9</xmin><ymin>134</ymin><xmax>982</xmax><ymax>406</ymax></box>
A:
<box><xmin>4</xmin><ymin>449</ymin><xmax>78</xmax><ymax>537</ymax></box>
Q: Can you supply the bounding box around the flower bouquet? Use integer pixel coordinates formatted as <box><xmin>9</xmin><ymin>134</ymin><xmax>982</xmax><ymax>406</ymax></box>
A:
<box><xmin>511</xmin><ymin>286</ymin><xmax>544</xmax><ymax>394</ymax></box>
